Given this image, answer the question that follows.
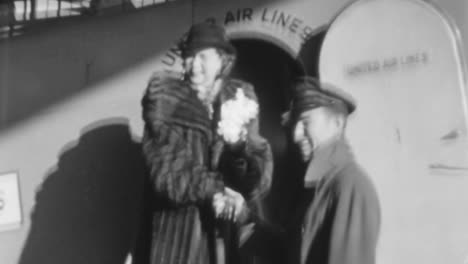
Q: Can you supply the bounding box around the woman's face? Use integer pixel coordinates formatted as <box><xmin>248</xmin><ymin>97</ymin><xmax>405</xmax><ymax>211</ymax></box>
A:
<box><xmin>184</xmin><ymin>48</ymin><xmax>224</xmax><ymax>89</ymax></box>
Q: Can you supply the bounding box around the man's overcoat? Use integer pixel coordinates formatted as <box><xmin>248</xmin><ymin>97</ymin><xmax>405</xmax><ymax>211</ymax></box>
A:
<box><xmin>288</xmin><ymin>139</ymin><xmax>380</xmax><ymax>264</ymax></box>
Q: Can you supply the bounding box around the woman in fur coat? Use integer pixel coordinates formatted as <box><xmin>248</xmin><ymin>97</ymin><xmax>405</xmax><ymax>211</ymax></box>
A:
<box><xmin>141</xmin><ymin>22</ymin><xmax>273</xmax><ymax>264</ymax></box>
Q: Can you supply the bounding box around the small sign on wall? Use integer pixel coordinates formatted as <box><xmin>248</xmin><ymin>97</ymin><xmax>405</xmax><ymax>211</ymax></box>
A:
<box><xmin>0</xmin><ymin>171</ymin><xmax>22</xmax><ymax>231</ymax></box>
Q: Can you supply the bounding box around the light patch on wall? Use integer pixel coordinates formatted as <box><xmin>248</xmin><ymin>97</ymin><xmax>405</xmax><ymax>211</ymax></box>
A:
<box><xmin>0</xmin><ymin>171</ymin><xmax>22</xmax><ymax>232</ymax></box>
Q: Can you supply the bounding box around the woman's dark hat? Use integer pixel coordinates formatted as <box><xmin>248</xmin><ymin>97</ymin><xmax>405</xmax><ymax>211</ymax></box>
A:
<box><xmin>282</xmin><ymin>76</ymin><xmax>357</xmax><ymax>125</ymax></box>
<box><xmin>180</xmin><ymin>22</ymin><xmax>236</xmax><ymax>58</ymax></box>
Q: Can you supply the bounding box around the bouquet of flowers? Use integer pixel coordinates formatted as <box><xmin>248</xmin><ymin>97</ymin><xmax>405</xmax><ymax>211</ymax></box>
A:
<box><xmin>217</xmin><ymin>88</ymin><xmax>259</xmax><ymax>144</ymax></box>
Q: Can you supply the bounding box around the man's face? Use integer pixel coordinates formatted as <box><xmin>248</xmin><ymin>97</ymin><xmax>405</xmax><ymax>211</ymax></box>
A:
<box><xmin>293</xmin><ymin>107</ymin><xmax>340</xmax><ymax>161</ymax></box>
<box><xmin>184</xmin><ymin>48</ymin><xmax>223</xmax><ymax>89</ymax></box>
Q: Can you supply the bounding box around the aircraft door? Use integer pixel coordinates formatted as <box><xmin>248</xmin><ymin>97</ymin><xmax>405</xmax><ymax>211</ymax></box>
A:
<box><xmin>231</xmin><ymin>38</ymin><xmax>304</xmax><ymax>223</ymax></box>
<box><xmin>319</xmin><ymin>0</ymin><xmax>468</xmax><ymax>263</ymax></box>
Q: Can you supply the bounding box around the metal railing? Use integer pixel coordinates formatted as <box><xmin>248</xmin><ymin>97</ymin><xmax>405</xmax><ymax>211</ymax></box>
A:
<box><xmin>0</xmin><ymin>0</ymin><xmax>171</xmax><ymax>38</ymax></box>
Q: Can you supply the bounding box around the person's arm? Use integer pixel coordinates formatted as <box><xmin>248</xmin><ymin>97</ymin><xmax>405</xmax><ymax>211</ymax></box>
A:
<box><xmin>219</xmin><ymin>125</ymin><xmax>273</xmax><ymax>201</ymax></box>
<box><xmin>329</xmin><ymin>174</ymin><xmax>381</xmax><ymax>264</ymax></box>
<box><xmin>142</xmin><ymin>122</ymin><xmax>224</xmax><ymax>205</ymax></box>
<box><xmin>218</xmin><ymin>80</ymin><xmax>273</xmax><ymax>201</ymax></box>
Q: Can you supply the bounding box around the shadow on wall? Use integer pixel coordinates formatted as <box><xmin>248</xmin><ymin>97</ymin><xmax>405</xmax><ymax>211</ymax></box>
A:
<box><xmin>18</xmin><ymin>119</ymin><xmax>148</xmax><ymax>264</ymax></box>
<box><xmin>0</xmin><ymin>5</ymin><xmax>184</xmax><ymax>132</ymax></box>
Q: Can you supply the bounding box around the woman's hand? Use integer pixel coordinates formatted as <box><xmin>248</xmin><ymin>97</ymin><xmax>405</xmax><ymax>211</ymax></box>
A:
<box><xmin>212</xmin><ymin>187</ymin><xmax>246</xmax><ymax>221</ymax></box>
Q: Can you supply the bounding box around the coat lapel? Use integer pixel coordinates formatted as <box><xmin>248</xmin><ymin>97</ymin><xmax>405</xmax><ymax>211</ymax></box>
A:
<box><xmin>300</xmin><ymin>140</ymin><xmax>354</xmax><ymax>264</ymax></box>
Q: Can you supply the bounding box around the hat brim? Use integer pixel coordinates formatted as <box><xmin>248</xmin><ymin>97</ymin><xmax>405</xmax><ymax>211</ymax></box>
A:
<box><xmin>183</xmin><ymin>41</ymin><xmax>236</xmax><ymax>57</ymax></box>
<box><xmin>319</xmin><ymin>88</ymin><xmax>356</xmax><ymax>115</ymax></box>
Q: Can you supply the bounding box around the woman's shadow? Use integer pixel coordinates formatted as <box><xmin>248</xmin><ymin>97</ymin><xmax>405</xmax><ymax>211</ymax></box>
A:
<box><xmin>19</xmin><ymin>118</ymin><xmax>152</xmax><ymax>264</ymax></box>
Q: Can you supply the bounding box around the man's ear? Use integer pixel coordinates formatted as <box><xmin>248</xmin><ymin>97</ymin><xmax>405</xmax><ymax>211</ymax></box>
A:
<box><xmin>334</xmin><ymin>114</ymin><xmax>346</xmax><ymax>130</ymax></box>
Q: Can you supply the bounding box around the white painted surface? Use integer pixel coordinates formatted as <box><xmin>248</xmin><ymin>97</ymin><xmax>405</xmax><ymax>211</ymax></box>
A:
<box><xmin>194</xmin><ymin>0</ymin><xmax>349</xmax><ymax>56</ymax></box>
<box><xmin>0</xmin><ymin>172</ymin><xmax>22</xmax><ymax>232</ymax></box>
<box><xmin>320</xmin><ymin>1</ymin><xmax>468</xmax><ymax>263</ymax></box>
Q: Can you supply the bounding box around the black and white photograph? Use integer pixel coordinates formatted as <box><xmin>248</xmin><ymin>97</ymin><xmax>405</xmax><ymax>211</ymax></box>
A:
<box><xmin>0</xmin><ymin>0</ymin><xmax>467</xmax><ymax>264</ymax></box>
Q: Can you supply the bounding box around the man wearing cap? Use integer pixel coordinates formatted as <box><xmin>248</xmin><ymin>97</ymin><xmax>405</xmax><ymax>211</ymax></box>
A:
<box><xmin>140</xmin><ymin>22</ymin><xmax>272</xmax><ymax>264</ymax></box>
<box><xmin>284</xmin><ymin>77</ymin><xmax>380</xmax><ymax>264</ymax></box>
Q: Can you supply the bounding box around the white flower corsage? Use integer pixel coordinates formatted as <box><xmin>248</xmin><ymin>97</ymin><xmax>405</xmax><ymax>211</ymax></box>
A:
<box><xmin>217</xmin><ymin>88</ymin><xmax>259</xmax><ymax>144</ymax></box>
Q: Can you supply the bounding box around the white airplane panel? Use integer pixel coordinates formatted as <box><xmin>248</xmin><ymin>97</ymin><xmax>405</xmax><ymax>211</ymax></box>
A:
<box><xmin>320</xmin><ymin>0</ymin><xmax>468</xmax><ymax>263</ymax></box>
